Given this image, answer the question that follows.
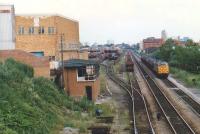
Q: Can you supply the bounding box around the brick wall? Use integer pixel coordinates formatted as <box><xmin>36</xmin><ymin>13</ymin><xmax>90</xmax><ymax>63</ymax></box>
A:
<box><xmin>0</xmin><ymin>50</ymin><xmax>50</xmax><ymax>78</ymax></box>
<box><xmin>15</xmin><ymin>15</ymin><xmax>80</xmax><ymax>61</ymax></box>
<box><xmin>63</xmin><ymin>68</ymin><xmax>100</xmax><ymax>101</ymax></box>
<box><xmin>61</xmin><ymin>50</ymin><xmax>88</xmax><ymax>61</ymax></box>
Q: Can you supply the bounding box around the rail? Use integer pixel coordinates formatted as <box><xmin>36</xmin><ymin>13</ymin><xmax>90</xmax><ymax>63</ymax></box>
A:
<box><xmin>128</xmin><ymin>73</ymin><xmax>155</xmax><ymax>134</ymax></box>
<box><xmin>102</xmin><ymin>62</ymin><xmax>154</xmax><ymax>134</ymax></box>
<box><xmin>132</xmin><ymin>52</ymin><xmax>195</xmax><ymax>134</ymax></box>
<box><xmin>163</xmin><ymin>79</ymin><xmax>200</xmax><ymax>117</ymax></box>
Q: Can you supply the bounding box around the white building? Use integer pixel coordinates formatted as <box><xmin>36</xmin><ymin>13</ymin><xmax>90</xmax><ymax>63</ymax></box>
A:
<box><xmin>0</xmin><ymin>5</ymin><xmax>15</xmax><ymax>50</ymax></box>
<box><xmin>161</xmin><ymin>30</ymin><xmax>167</xmax><ymax>41</ymax></box>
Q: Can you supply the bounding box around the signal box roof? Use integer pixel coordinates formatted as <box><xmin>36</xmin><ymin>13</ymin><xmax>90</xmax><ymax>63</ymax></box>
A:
<box><xmin>63</xmin><ymin>59</ymin><xmax>99</xmax><ymax>68</ymax></box>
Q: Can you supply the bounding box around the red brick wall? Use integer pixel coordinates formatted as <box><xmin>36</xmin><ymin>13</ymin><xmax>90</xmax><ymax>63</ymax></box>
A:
<box><xmin>0</xmin><ymin>50</ymin><xmax>50</xmax><ymax>78</ymax></box>
<box><xmin>143</xmin><ymin>38</ymin><xmax>164</xmax><ymax>49</ymax></box>
<box><xmin>64</xmin><ymin>68</ymin><xmax>100</xmax><ymax>101</ymax></box>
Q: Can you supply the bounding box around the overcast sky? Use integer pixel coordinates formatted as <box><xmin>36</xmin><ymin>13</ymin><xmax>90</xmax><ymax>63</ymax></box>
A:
<box><xmin>1</xmin><ymin>0</ymin><xmax>200</xmax><ymax>44</ymax></box>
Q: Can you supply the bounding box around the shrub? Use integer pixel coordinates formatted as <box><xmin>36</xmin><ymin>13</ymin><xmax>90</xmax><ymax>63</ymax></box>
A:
<box><xmin>0</xmin><ymin>59</ymin><xmax>96</xmax><ymax>133</ymax></box>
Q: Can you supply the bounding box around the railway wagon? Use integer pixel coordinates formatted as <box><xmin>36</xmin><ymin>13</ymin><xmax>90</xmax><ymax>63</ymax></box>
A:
<box><xmin>141</xmin><ymin>55</ymin><xmax>169</xmax><ymax>78</ymax></box>
<box><xmin>125</xmin><ymin>52</ymin><xmax>134</xmax><ymax>72</ymax></box>
<box><xmin>104</xmin><ymin>49</ymin><xmax>120</xmax><ymax>60</ymax></box>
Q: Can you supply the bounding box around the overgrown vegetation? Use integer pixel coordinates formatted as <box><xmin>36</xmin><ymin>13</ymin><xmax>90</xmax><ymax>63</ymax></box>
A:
<box><xmin>113</xmin><ymin>54</ymin><xmax>124</xmax><ymax>74</ymax></box>
<box><xmin>99</xmin><ymin>66</ymin><xmax>107</xmax><ymax>93</ymax></box>
<box><xmin>170</xmin><ymin>67</ymin><xmax>200</xmax><ymax>89</ymax></box>
<box><xmin>152</xmin><ymin>39</ymin><xmax>200</xmax><ymax>73</ymax></box>
<box><xmin>0</xmin><ymin>58</ymin><xmax>102</xmax><ymax>134</ymax></box>
<box><xmin>150</xmin><ymin>39</ymin><xmax>200</xmax><ymax>89</ymax></box>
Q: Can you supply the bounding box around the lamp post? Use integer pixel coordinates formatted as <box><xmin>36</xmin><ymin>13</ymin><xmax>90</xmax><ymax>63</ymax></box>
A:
<box><xmin>60</xmin><ymin>33</ymin><xmax>65</xmax><ymax>89</ymax></box>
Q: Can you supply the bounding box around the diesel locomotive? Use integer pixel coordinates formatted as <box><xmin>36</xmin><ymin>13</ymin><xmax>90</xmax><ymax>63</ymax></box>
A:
<box><xmin>141</xmin><ymin>55</ymin><xmax>169</xmax><ymax>78</ymax></box>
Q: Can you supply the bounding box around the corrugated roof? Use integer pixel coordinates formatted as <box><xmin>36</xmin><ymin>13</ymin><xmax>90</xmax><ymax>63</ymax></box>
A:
<box><xmin>64</xmin><ymin>59</ymin><xmax>98</xmax><ymax>68</ymax></box>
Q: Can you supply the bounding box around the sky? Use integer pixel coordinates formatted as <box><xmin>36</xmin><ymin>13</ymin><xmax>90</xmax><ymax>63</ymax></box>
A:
<box><xmin>1</xmin><ymin>0</ymin><xmax>200</xmax><ymax>44</ymax></box>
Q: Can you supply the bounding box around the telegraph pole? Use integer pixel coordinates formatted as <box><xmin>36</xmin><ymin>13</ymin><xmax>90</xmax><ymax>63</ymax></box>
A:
<box><xmin>60</xmin><ymin>33</ymin><xmax>64</xmax><ymax>89</ymax></box>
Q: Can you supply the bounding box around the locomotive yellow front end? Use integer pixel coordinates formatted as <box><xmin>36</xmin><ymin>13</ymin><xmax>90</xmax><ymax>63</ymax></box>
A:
<box><xmin>157</xmin><ymin>62</ymin><xmax>169</xmax><ymax>78</ymax></box>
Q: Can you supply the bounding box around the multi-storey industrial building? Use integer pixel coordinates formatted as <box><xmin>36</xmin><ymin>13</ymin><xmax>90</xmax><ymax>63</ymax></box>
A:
<box><xmin>15</xmin><ymin>14</ymin><xmax>88</xmax><ymax>61</ymax></box>
<box><xmin>143</xmin><ymin>37</ymin><xmax>164</xmax><ymax>50</ymax></box>
<box><xmin>0</xmin><ymin>5</ymin><xmax>15</xmax><ymax>50</ymax></box>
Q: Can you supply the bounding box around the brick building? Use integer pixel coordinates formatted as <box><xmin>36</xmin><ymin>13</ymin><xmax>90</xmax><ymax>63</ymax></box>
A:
<box><xmin>0</xmin><ymin>50</ymin><xmax>50</xmax><ymax>78</ymax></box>
<box><xmin>63</xmin><ymin>59</ymin><xmax>100</xmax><ymax>101</ymax></box>
<box><xmin>143</xmin><ymin>37</ymin><xmax>164</xmax><ymax>50</ymax></box>
<box><xmin>15</xmin><ymin>14</ymin><xmax>87</xmax><ymax>61</ymax></box>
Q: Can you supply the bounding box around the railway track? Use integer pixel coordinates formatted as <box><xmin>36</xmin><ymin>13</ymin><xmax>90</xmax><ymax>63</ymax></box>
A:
<box><xmin>128</xmin><ymin>73</ymin><xmax>154</xmax><ymax>134</ymax></box>
<box><xmin>163</xmin><ymin>79</ymin><xmax>200</xmax><ymax>117</ymax></box>
<box><xmin>132</xmin><ymin>54</ymin><xmax>196</xmax><ymax>134</ymax></box>
<box><xmin>103</xmin><ymin>62</ymin><xmax>154</xmax><ymax>134</ymax></box>
<box><xmin>134</xmin><ymin>51</ymin><xmax>200</xmax><ymax>118</ymax></box>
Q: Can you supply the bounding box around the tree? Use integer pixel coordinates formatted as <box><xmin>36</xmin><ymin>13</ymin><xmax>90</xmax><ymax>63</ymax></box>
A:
<box><xmin>185</xmin><ymin>39</ymin><xmax>194</xmax><ymax>46</ymax></box>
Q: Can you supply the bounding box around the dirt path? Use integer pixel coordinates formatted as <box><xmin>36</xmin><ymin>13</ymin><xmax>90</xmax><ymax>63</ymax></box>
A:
<box><xmin>106</xmin><ymin>76</ymin><xmax>131</xmax><ymax>134</ymax></box>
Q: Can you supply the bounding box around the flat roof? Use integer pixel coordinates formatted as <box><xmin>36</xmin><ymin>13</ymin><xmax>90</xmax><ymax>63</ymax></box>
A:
<box><xmin>64</xmin><ymin>59</ymin><xmax>99</xmax><ymax>68</ymax></box>
<box><xmin>16</xmin><ymin>13</ymin><xmax>78</xmax><ymax>22</ymax></box>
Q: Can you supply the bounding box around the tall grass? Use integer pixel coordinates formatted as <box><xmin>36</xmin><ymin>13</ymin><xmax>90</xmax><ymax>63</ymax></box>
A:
<box><xmin>171</xmin><ymin>67</ymin><xmax>200</xmax><ymax>89</ymax></box>
<box><xmin>0</xmin><ymin>59</ymin><xmax>96</xmax><ymax>134</ymax></box>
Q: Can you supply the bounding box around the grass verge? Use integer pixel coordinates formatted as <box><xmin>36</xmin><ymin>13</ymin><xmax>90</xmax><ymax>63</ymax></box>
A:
<box><xmin>170</xmin><ymin>67</ymin><xmax>200</xmax><ymax>89</ymax></box>
<box><xmin>99</xmin><ymin>65</ymin><xmax>107</xmax><ymax>93</ymax></box>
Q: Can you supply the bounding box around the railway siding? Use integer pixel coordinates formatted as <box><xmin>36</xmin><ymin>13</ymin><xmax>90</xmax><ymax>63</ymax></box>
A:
<box><xmin>104</xmin><ymin>61</ymin><xmax>155</xmax><ymax>134</ymax></box>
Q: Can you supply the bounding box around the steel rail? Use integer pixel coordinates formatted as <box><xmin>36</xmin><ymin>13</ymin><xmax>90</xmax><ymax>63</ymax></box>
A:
<box><xmin>163</xmin><ymin>79</ymin><xmax>200</xmax><ymax>117</ymax></box>
<box><xmin>102</xmin><ymin>62</ymin><xmax>154</xmax><ymax>134</ymax></box>
<box><xmin>128</xmin><ymin>73</ymin><xmax>155</xmax><ymax>134</ymax></box>
<box><xmin>132</xmin><ymin>53</ymin><xmax>196</xmax><ymax>134</ymax></box>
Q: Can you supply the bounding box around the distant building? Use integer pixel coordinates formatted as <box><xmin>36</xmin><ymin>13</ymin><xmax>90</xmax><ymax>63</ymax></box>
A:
<box><xmin>143</xmin><ymin>37</ymin><xmax>164</xmax><ymax>50</ymax></box>
<box><xmin>63</xmin><ymin>59</ymin><xmax>100</xmax><ymax>101</ymax></box>
<box><xmin>174</xmin><ymin>36</ymin><xmax>191</xmax><ymax>46</ymax></box>
<box><xmin>161</xmin><ymin>30</ymin><xmax>167</xmax><ymax>41</ymax></box>
<box><xmin>180</xmin><ymin>37</ymin><xmax>190</xmax><ymax>42</ymax></box>
<box><xmin>0</xmin><ymin>5</ymin><xmax>15</xmax><ymax>50</ymax></box>
<box><xmin>15</xmin><ymin>14</ymin><xmax>88</xmax><ymax>61</ymax></box>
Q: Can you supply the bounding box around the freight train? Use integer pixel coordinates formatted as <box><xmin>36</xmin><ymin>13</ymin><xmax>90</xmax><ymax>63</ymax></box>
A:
<box><xmin>104</xmin><ymin>49</ymin><xmax>120</xmax><ymax>60</ymax></box>
<box><xmin>125</xmin><ymin>51</ymin><xmax>134</xmax><ymax>72</ymax></box>
<box><xmin>141</xmin><ymin>55</ymin><xmax>169</xmax><ymax>78</ymax></box>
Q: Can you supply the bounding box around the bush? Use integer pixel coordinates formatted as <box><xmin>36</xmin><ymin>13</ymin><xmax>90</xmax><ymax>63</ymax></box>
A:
<box><xmin>0</xmin><ymin>59</ymin><xmax>96</xmax><ymax>134</ymax></box>
<box><xmin>171</xmin><ymin>67</ymin><xmax>200</xmax><ymax>88</ymax></box>
<box><xmin>152</xmin><ymin>39</ymin><xmax>200</xmax><ymax>73</ymax></box>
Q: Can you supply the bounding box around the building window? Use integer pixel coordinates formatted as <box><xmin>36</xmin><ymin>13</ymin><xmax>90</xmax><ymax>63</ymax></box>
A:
<box><xmin>30</xmin><ymin>51</ymin><xmax>44</xmax><ymax>57</ymax></box>
<box><xmin>78</xmin><ymin>67</ymin><xmax>86</xmax><ymax>77</ymax></box>
<box><xmin>86</xmin><ymin>65</ymin><xmax>94</xmax><ymax>75</ymax></box>
<box><xmin>29</xmin><ymin>27</ymin><xmax>34</xmax><ymax>34</ymax></box>
<box><xmin>48</xmin><ymin>27</ymin><xmax>55</xmax><ymax>34</ymax></box>
<box><xmin>49</xmin><ymin>56</ymin><xmax>55</xmax><ymax>61</ymax></box>
<box><xmin>18</xmin><ymin>26</ymin><xmax>24</xmax><ymax>35</ymax></box>
<box><xmin>38</xmin><ymin>27</ymin><xmax>45</xmax><ymax>34</ymax></box>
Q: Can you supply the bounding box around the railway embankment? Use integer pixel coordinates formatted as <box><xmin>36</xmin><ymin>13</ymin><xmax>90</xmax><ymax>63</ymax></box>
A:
<box><xmin>0</xmin><ymin>58</ymin><xmax>113</xmax><ymax>134</ymax></box>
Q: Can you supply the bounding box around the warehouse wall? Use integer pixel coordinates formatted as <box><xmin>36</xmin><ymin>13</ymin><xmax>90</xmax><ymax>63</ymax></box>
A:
<box><xmin>15</xmin><ymin>15</ymin><xmax>80</xmax><ymax>60</ymax></box>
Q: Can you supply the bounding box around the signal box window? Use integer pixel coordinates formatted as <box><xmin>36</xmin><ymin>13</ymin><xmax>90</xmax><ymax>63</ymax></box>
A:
<box><xmin>78</xmin><ymin>67</ymin><xmax>86</xmax><ymax>77</ymax></box>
